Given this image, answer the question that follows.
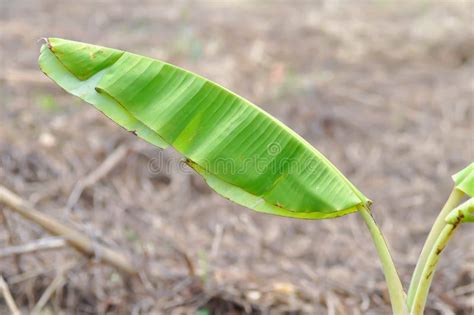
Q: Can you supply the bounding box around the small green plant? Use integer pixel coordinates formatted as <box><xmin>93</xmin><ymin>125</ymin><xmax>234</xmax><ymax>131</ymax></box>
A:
<box><xmin>38</xmin><ymin>38</ymin><xmax>473</xmax><ymax>314</ymax></box>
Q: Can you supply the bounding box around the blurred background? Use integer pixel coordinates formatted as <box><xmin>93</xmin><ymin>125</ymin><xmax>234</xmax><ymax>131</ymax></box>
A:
<box><xmin>1</xmin><ymin>1</ymin><xmax>473</xmax><ymax>314</ymax></box>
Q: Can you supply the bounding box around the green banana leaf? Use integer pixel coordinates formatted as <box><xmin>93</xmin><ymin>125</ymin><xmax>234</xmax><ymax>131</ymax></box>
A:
<box><xmin>39</xmin><ymin>38</ymin><xmax>370</xmax><ymax>219</ymax></box>
<box><xmin>452</xmin><ymin>163</ymin><xmax>474</xmax><ymax>197</ymax></box>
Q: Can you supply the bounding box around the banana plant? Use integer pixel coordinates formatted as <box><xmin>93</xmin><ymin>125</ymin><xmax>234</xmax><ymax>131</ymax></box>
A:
<box><xmin>38</xmin><ymin>38</ymin><xmax>473</xmax><ymax>314</ymax></box>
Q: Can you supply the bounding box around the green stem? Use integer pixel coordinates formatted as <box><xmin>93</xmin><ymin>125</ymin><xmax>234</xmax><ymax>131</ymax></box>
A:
<box><xmin>410</xmin><ymin>223</ymin><xmax>459</xmax><ymax>314</ymax></box>
<box><xmin>359</xmin><ymin>205</ymin><xmax>407</xmax><ymax>314</ymax></box>
<box><xmin>406</xmin><ymin>188</ymin><xmax>464</xmax><ymax>307</ymax></box>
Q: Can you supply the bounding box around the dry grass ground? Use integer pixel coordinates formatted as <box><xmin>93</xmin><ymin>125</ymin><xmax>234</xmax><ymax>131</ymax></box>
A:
<box><xmin>0</xmin><ymin>1</ymin><xmax>473</xmax><ymax>314</ymax></box>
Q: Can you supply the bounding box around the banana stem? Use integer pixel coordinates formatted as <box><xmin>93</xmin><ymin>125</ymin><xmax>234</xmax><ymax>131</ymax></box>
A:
<box><xmin>410</xmin><ymin>223</ymin><xmax>460</xmax><ymax>314</ymax></box>
<box><xmin>406</xmin><ymin>188</ymin><xmax>464</xmax><ymax>307</ymax></box>
<box><xmin>359</xmin><ymin>205</ymin><xmax>407</xmax><ymax>314</ymax></box>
